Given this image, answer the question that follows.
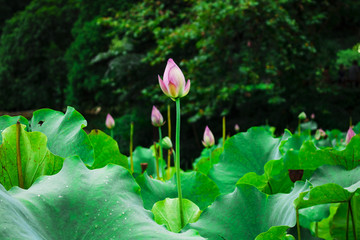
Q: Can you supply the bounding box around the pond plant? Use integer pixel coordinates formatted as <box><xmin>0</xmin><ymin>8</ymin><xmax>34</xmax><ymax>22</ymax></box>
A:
<box><xmin>1</xmin><ymin>59</ymin><xmax>360</xmax><ymax>239</ymax></box>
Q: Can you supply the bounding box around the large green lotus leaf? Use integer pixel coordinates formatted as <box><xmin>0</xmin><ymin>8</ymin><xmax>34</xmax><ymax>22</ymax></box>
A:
<box><xmin>88</xmin><ymin>129</ymin><xmax>128</xmax><ymax>169</ymax></box>
<box><xmin>285</xmin><ymin>135</ymin><xmax>360</xmax><ymax>171</ymax></box>
<box><xmin>299</xmin><ymin>204</ymin><xmax>331</xmax><ymax>229</ymax></box>
<box><xmin>295</xmin><ymin>165</ymin><xmax>360</xmax><ymax>209</ymax></box>
<box><xmin>330</xmin><ymin>195</ymin><xmax>360</xmax><ymax>240</ymax></box>
<box><xmin>137</xmin><ymin>171</ymin><xmax>220</xmax><ymax>210</ymax></box>
<box><xmin>209</xmin><ymin>127</ymin><xmax>291</xmax><ymax>194</ymax></box>
<box><xmin>187</xmin><ymin>181</ymin><xmax>310</xmax><ymax>240</ymax></box>
<box><xmin>316</xmin><ymin>203</ymin><xmax>340</xmax><ymax>240</ymax></box>
<box><xmin>30</xmin><ymin>107</ymin><xmax>94</xmax><ymax>165</ymax></box>
<box><xmin>0</xmin><ymin>157</ymin><xmax>204</xmax><ymax>240</ymax></box>
<box><xmin>237</xmin><ymin>159</ymin><xmax>294</xmax><ymax>194</ymax></box>
<box><xmin>152</xmin><ymin>198</ymin><xmax>201</xmax><ymax>233</ymax></box>
<box><xmin>193</xmin><ymin>148</ymin><xmax>222</xmax><ymax>175</ymax></box>
<box><xmin>131</xmin><ymin>146</ymin><xmax>165</xmax><ymax>178</ymax></box>
<box><xmin>0</xmin><ymin>124</ymin><xmax>64</xmax><ymax>190</ymax></box>
<box><xmin>0</xmin><ymin>115</ymin><xmax>29</xmax><ymax>144</ymax></box>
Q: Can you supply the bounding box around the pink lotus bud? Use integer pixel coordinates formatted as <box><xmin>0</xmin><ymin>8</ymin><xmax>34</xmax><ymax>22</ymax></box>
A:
<box><xmin>151</xmin><ymin>106</ymin><xmax>164</xmax><ymax>127</ymax></box>
<box><xmin>311</xmin><ymin>113</ymin><xmax>315</xmax><ymax>119</ymax></box>
<box><xmin>315</xmin><ymin>128</ymin><xmax>326</xmax><ymax>140</ymax></box>
<box><xmin>234</xmin><ymin>124</ymin><xmax>240</xmax><ymax>132</ymax></box>
<box><xmin>346</xmin><ymin>127</ymin><xmax>356</xmax><ymax>144</ymax></box>
<box><xmin>202</xmin><ymin>126</ymin><xmax>215</xmax><ymax>148</ymax></box>
<box><xmin>158</xmin><ymin>58</ymin><xmax>191</xmax><ymax>100</ymax></box>
<box><xmin>105</xmin><ymin>113</ymin><xmax>115</xmax><ymax>129</ymax></box>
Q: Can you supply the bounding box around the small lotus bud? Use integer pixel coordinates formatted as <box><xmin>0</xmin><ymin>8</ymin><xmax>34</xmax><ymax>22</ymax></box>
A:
<box><xmin>105</xmin><ymin>114</ymin><xmax>115</xmax><ymax>129</ymax></box>
<box><xmin>311</xmin><ymin>113</ymin><xmax>315</xmax><ymax>119</ymax></box>
<box><xmin>151</xmin><ymin>106</ymin><xmax>165</xmax><ymax>127</ymax></box>
<box><xmin>202</xmin><ymin>126</ymin><xmax>215</xmax><ymax>148</ymax></box>
<box><xmin>298</xmin><ymin>112</ymin><xmax>307</xmax><ymax>120</ymax></box>
<box><xmin>346</xmin><ymin>127</ymin><xmax>356</xmax><ymax>144</ymax></box>
<box><xmin>161</xmin><ymin>136</ymin><xmax>173</xmax><ymax>149</ymax></box>
<box><xmin>315</xmin><ymin>128</ymin><xmax>326</xmax><ymax>140</ymax></box>
<box><xmin>234</xmin><ymin>124</ymin><xmax>240</xmax><ymax>132</ymax></box>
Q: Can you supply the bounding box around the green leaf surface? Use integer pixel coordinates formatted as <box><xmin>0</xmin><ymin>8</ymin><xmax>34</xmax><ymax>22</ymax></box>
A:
<box><xmin>0</xmin><ymin>157</ymin><xmax>204</xmax><ymax>239</ymax></box>
<box><xmin>193</xmin><ymin>148</ymin><xmax>222</xmax><ymax>175</ymax></box>
<box><xmin>137</xmin><ymin>171</ymin><xmax>220</xmax><ymax>210</ymax></box>
<box><xmin>30</xmin><ymin>107</ymin><xmax>95</xmax><ymax>165</ymax></box>
<box><xmin>295</xmin><ymin>165</ymin><xmax>360</xmax><ymax>209</ymax></box>
<box><xmin>299</xmin><ymin>204</ymin><xmax>331</xmax><ymax>229</ymax></box>
<box><xmin>152</xmin><ymin>198</ymin><xmax>201</xmax><ymax>233</ymax></box>
<box><xmin>330</xmin><ymin>195</ymin><xmax>360</xmax><ymax>240</ymax></box>
<box><xmin>209</xmin><ymin>127</ymin><xmax>290</xmax><ymax>194</ymax></box>
<box><xmin>0</xmin><ymin>124</ymin><xmax>64</xmax><ymax>190</ymax></box>
<box><xmin>285</xmin><ymin>135</ymin><xmax>360</xmax><ymax>171</ymax></box>
<box><xmin>131</xmin><ymin>146</ymin><xmax>165</xmax><ymax>178</ymax></box>
<box><xmin>188</xmin><ymin>181</ymin><xmax>310</xmax><ymax>239</ymax></box>
<box><xmin>0</xmin><ymin>115</ymin><xmax>29</xmax><ymax>144</ymax></box>
<box><xmin>88</xmin><ymin>129</ymin><xmax>128</xmax><ymax>169</ymax></box>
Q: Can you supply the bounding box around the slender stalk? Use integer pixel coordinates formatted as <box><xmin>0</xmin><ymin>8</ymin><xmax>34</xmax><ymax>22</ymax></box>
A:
<box><xmin>222</xmin><ymin>116</ymin><xmax>226</xmax><ymax>149</ymax></box>
<box><xmin>158</xmin><ymin>127</ymin><xmax>163</xmax><ymax>160</ymax></box>
<box><xmin>349</xmin><ymin>199</ymin><xmax>357</xmax><ymax>240</ymax></box>
<box><xmin>154</xmin><ymin>142</ymin><xmax>160</xmax><ymax>180</ymax></box>
<box><xmin>298</xmin><ymin>118</ymin><xmax>301</xmax><ymax>135</ymax></box>
<box><xmin>175</xmin><ymin>99</ymin><xmax>184</xmax><ymax>228</ymax></box>
<box><xmin>296</xmin><ymin>208</ymin><xmax>301</xmax><ymax>240</ymax></box>
<box><xmin>347</xmin><ymin>201</ymin><xmax>350</xmax><ymax>240</ymax></box>
<box><xmin>110</xmin><ymin>129</ymin><xmax>114</xmax><ymax>138</ymax></box>
<box><xmin>315</xmin><ymin>222</ymin><xmax>318</xmax><ymax>237</ymax></box>
<box><xmin>208</xmin><ymin>148</ymin><xmax>212</xmax><ymax>165</ymax></box>
<box><xmin>130</xmin><ymin>122</ymin><xmax>134</xmax><ymax>173</ymax></box>
<box><xmin>167</xmin><ymin>104</ymin><xmax>171</xmax><ymax>179</ymax></box>
<box><xmin>16</xmin><ymin>121</ymin><xmax>24</xmax><ymax>188</ymax></box>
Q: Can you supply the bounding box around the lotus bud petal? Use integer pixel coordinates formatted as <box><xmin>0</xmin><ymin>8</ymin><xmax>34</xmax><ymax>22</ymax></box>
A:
<box><xmin>234</xmin><ymin>124</ymin><xmax>240</xmax><ymax>132</ymax></box>
<box><xmin>298</xmin><ymin>112</ymin><xmax>307</xmax><ymax>120</ymax></box>
<box><xmin>311</xmin><ymin>113</ymin><xmax>315</xmax><ymax>119</ymax></box>
<box><xmin>151</xmin><ymin>106</ymin><xmax>164</xmax><ymax>127</ymax></box>
<box><xmin>105</xmin><ymin>113</ymin><xmax>115</xmax><ymax>129</ymax></box>
<box><xmin>346</xmin><ymin>127</ymin><xmax>356</xmax><ymax>144</ymax></box>
<box><xmin>202</xmin><ymin>126</ymin><xmax>215</xmax><ymax>148</ymax></box>
<box><xmin>161</xmin><ymin>136</ymin><xmax>173</xmax><ymax>149</ymax></box>
<box><xmin>158</xmin><ymin>58</ymin><xmax>190</xmax><ymax>99</ymax></box>
<box><xmin>315</xmin><ymin>128</ymin><xmax>326</xmax><ymax>140</ymax></box>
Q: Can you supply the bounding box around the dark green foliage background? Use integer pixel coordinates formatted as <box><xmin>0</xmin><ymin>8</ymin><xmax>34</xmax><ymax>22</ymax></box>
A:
<box><xmin>0</xmin><ymin>0</ymin><xmax>360</xmax><ymax>163</ymax></box>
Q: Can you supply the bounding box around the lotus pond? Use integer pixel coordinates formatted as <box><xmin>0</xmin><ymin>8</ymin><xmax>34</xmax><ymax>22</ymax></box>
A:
<box><xmin>1</xmin><ymin>59</ymin><xmax>360</xmax><ymax>239</ymax></box>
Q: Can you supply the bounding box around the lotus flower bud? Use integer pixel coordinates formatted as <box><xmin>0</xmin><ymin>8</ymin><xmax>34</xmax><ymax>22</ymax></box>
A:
<box><xmin>346</xmin><ymin>127</ymin><xmax>356</xmax><ymax>144</ymax></box>
<box><xmin>161</xmin><ymin>136</ymin><xmax>173</xmax><ymax>149</ymax></box>
<box><xmin>105</xmin><ymin>114</ymin><xmax>115</xmax><ymax>129</ymax></box>
<box><xmin>202</xmin><ymin>126</ymin><xmax>215</xmax><ymax>148</ymax></box>
<box><xmin>234</xmin><ymin>124</ymin><xmax>240</xmax><ymax>132</ymax></box>
<box><xmin>151</xmin><ymin>106</ymin><xmax>165</xmax><ymax>127</ymax></box>
<box><xmin>315</xmin><ymin>128</ymin><xmax>326</xmax><ymax>140</ymax></box>
<box><xmin>311</xmin><ymin>113</ymin><xmax>315</xmax><ymax>119</ymax></box>
<box><xmin>158</xmin><ymin>58</ymin><xmax>191</xmax><ymax>100</ymax></box>
<box><xmin>298</xmin><ymin>112</ymin><xmax>307</xmax><ymax>120</ymax></box>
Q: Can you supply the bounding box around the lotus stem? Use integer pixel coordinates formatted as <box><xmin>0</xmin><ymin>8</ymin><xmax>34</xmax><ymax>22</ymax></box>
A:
<box><xmin>130</xmin><ymin>122</ymin><xmax>134</xmax><ymax>173</ymax></box>
<box><xmin>349</xmin><ymin>199</ymin><xmax>357</xmax><ymax>240</ymax></box>
<box><xmin>158</xmin><ymin>127</ymin><xmax>163</xmax><ymax>160</ymax></box>
<box><xmin>315</xmin><ymin>222</ymin><xmax>318</xmax><ymax>237</ymax></box>
<box><xmin>167</xmin><ymin>104</ymin><xmax>171</xmax><ymax>180</ymax></box>
<box><xmin>222</xmin><ymin>116</ymin><xmax>226</xmax><ymax>149</ymax></box>
<box><xmin>154</xmin><ymin>142</ymin><xmax>160</xmax><ymax>180</ymax></box>
<box><xmin>298</xmin><ymin>118</ymin><xmax>301</xmax><ymax>135</ymax></box>
<box><xmin>296</xmin><ymin>208</ymin><xmax>301</xmax><ymax>240</ymax></box>
<box><xmin>110</xmin><ymin>129</ymin><xmax>114</xmax><ymax>138</ymax></box>
<box><xmin>346</xmin><ymin>201</ymin><xmax>350</xmax><ymax>240</ymax></box>
<box><xmin>16</xmin><ymin>121</ymin><xmax>24</xmax><ymax>188</ymax></box>
<box><xmin>175</xmin><ymin>98</ymin><xmax>184</xmax><ymax>228</ymax></box>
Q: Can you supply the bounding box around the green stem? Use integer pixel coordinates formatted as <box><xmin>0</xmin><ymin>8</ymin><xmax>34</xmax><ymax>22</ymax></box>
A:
<box><xmin>222</xmin><ymin>116</ymin><xmax>226</xmax><ymax>149</ymax></box>
<box><xmin>130</xmin><ymin>122</ymin><xmax>134</xmax><ymax>173</ymax></box>
<box><xmin>175</xmin><ymin>99</ymin><xmax>184</xmax><ymax>228</ymax></box>
<box><xmin>16</xmin><ymin>121</ymin><xmax>24</xmax><ymax>188</ymax></box>
<box><xmin>349</xmin><ymin>199</ymin><xmax>357</xmax><ymax>240</ymax></box>
<box><xmin>158</xmin><ymin>127</ymin><xmax>163</xmax><ymax>159</ymax></box>
<box><xmin>298</xmin><ymin>119</ymin><xmax>301</xmax><ymax>135</ymax></box>
<box><xmin>167</xmin><ymin>104</ymin><xmax>171</xmax><ymax>180</ymax></box>
<box><xmin>110</xmin><ymin>129</ymin><xmax>114</xmax><ymax>138</ymax></box>
<box><xmin>154</xmin><ymin>142</ymin><xmax>160</xmax><ymax>180</ymax></box>
<box><xmin>315</xmin><ymin>222</ymin><xmax>318</xmax><ymax>237</ymax></box>
<box><xmin>208</xmin><ymin>148</ymin><xmax>212</xmax><ymax>165</ymax></box>
<box><xmin>296</xmin><ymin>208</ymin><xmax>301</xmax><ymax>240</ymax></box>
<box><xmin>347</xmin><ymin>201</ymin><xmax>350</xmax><ymax>240</ymax></box>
